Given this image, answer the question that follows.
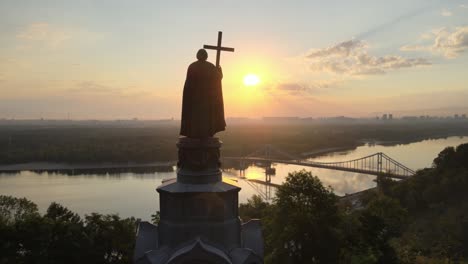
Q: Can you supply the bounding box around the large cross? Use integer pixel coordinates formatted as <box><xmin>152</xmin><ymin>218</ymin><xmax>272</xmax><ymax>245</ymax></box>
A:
<box><xmin>203</xmin><ymin>31</ymin><xmax>235</xmax><ymax>67</ymax></box>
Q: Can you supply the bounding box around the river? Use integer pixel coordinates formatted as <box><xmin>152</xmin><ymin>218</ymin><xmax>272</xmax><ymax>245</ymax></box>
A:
<box><xmin>0</xmin><ymin>136</ymin><xmax>466</xmax><ymax>220</ymax></box>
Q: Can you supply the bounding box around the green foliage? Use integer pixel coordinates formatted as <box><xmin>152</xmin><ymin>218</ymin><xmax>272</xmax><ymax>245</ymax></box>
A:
<box><xmin>238</xmin><ymin>171</ymin><xmax>410</xmax><ymax>264</ymax></box>
<box><xmin>2</xmin><ymin>143</ymin><xmax>468</xmax><ymax>263</ymax></box>
<box><xmin>372</xmin><ymin>143</ymin><xmax>468</xmax><ymax>262</ymax></box>
<box><xmin>0</xmin><ymin>195</ymin><xmax>39</xmax><ymax>224</ymax></box>
<box><xmin>83</xmin><ymin>213</ymin><xmax>136</xmax><ymax>264</ymax></box>
<box><xmin>268</xmin><ymin>170</ymin><xmax>341</xmax><ymax>263</ymax></box>
<box><xmin>0</xmin><ymin>195</ymin><xmax>136</xmax><ymax>264</ymax></box>
<box><xmin>1</xmin><ymin>122</ymin><xmax>467</xmax><ymax>164</ymax></box>
<box><xmin>151</xmin><ymin>211</ymin><xmax>160</xmax><ymax>225</ymax></box>
<box><xmin>341</xmin><ymin>195</ymin><xmax>407</xmax><ymax>263</ymax></box>
<box><xmin>240</xmin><ymin>144</ymin><xmax>468</xmax><ymax>263</ymax></box>
<box><xmin>239</xmin><ymin>195</ymin><xmax>270</xmax><ymax>222</ymax></box>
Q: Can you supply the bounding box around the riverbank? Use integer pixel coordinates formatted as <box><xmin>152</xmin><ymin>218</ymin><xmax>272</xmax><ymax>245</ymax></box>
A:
<box><xmin>0</xmin><ymin>161</ymin><xmax>175</xmax><ymax>173</ymax></box>
<box><xmin>301</xmin><ymin>146</ymin><xmax>359</xmax><ymax>158</ymax></box>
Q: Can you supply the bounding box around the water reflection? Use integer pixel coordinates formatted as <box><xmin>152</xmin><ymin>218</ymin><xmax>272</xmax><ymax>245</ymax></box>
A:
<box><xmin>231</xmin><ymin>136</ymin><xmax>468</xmax><ymax>197</ymax></box>
<box><xmin>0</xmin><ymin>136</ymin><xmax>466</xmax><ymax>221</ymax></box>
<box><xmin>309</xmin><ymin>136</ymin><xmax>468</xmax><ymax>170</ymax></box>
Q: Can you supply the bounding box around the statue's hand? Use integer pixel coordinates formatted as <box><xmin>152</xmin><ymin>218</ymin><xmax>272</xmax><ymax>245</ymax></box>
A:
<box><xmin>217</xmin><ymin>66</ymin><xmax>223</xmax><ymax>78</ymax></box>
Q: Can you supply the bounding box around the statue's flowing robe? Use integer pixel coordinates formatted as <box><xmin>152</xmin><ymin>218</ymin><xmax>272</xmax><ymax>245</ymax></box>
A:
<box><xmin>180</xmin><ymin>60</ymin><xmax>226</xmax><ymax>138</ymax></box>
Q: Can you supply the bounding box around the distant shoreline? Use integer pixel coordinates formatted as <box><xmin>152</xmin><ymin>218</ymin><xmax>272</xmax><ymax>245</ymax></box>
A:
<box><xmin>0</xmin><ymin>161</ymin><xmax>176</xmax><ymax>173</ymax></box>
<box><xmin>1</xmin><ymin>134</ymin><xmax>466</xmax><ymax>173</ymax></box>
<box><xmin>301</xmin><ymin>146</ymin><xmax>359</xmax><ymax>158</ymax></box>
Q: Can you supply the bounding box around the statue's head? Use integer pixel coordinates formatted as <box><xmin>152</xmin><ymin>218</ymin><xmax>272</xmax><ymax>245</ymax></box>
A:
<box><xmin>196</xmin><ymin>49</ymin><xmax>208</xmax><ymax>61</ymax></box>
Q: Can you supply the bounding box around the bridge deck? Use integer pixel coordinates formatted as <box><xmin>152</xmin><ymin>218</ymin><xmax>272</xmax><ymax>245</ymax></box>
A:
<box><xmin>223</xmin><ymin>157</ymin><xmax>410</xmax><ymax>180</ymax></box>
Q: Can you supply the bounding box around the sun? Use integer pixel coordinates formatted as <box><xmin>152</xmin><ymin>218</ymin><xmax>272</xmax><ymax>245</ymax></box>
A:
<box><xmin>243</xmin><ymin>74</ymin><xmax>260</xmax><ymax>86</ymax></box>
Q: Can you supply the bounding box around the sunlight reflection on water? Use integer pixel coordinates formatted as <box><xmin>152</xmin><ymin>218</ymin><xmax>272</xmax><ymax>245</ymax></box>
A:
<box><xmin>0</xmin><ymin>136</ymin><xmax>466</xmax><ymax>221</ymax></box>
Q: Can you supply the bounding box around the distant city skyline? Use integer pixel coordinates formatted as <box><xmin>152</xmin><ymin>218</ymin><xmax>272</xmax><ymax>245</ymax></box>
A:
<box><xmin>1</xmin><ymin>0</ymin><xmax>468</xmax><ymax>119</ymax></box>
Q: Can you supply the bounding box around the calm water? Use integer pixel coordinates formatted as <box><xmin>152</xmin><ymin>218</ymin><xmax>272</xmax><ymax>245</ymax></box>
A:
<box><xmin>0</xmin><ymin>136</ymin><xmax>466</xmax><ymax>221</ymax></box>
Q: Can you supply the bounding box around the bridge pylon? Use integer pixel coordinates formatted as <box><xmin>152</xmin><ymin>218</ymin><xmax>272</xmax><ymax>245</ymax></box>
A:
<box><xmin>377</xmin><ymin>152</ymin><xmax>383</xmax><ymax>174</ymax></box>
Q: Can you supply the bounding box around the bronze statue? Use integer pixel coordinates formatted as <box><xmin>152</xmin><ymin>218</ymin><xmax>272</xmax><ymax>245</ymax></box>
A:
<box><xmin>180</xmin><ymin>49</ymin><xmax>226</xmax><ymax>138</ymax></box>
<box><xmin>180</xmin><ymin>32</ymin><xmax>234</xmax><ymax>138</ymax></box>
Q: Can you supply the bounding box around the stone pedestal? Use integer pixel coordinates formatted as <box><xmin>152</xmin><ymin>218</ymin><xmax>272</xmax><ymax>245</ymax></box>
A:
<box><xmin>134</xmin><ymin>137</ymin><xmax>264</xmax><ymax>264</ymax></box>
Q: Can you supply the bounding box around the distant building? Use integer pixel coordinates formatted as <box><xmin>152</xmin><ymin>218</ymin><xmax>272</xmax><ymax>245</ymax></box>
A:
<box><xmin>382</xmin><ymin>114</ymin><xmax>388</xmax><ymax>120</ymax></box>
<box><xmin>263</xmin><ymin>116</ymin><xmax>299</xmax><ymax>121</ymax></box>
<box><xmin>262</xmin><ymin>116</ymin><xmax>300</xmax><ymax>124</ymax></box>
<box><xmin>389</xmin><ymin>114</ymin><xmax>393</xmax><ymax>120</ymax></box>
<box><xmin>402</xmin><ymin>116</ymin><xmax>419</xmax><ymax>121</ymax></box>
<box><xmin>462</xmin><ymin>114</ymin><xmax>467</xmax><ymax>119</ymax></box>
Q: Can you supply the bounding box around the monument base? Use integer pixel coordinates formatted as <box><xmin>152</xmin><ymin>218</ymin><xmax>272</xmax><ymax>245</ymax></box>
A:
<box><xmin>133</xmin><ymin>137</ymin><xmax>263</xmax><ymax>264</ymax></box>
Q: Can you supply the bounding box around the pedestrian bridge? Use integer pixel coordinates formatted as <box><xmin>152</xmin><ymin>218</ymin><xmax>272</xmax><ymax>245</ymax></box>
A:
<box><xmin>223</xmin><ymin>145</ymin><xmax>416</xmax><ymax>180</ymax></box>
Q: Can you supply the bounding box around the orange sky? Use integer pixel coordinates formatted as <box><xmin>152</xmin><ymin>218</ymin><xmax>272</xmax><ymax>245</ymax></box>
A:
<box><xmin>1</xmin><ymin>1</ymin><xmax>468</xmax><ymax>119</ymax></box>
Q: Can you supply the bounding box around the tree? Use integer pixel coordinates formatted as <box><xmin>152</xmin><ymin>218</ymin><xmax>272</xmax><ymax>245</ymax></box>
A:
<box><xmin>0</xmin><ymin>195</ymin><xmax>39</xmax><ymax>224</ymax></box>
<box><xmin>151</xmin><ymin>211</ymin><xmax>160</xmax><ymax>225</ymax></box>
<box><xmin>239</xmin><ymin>195</ymin><xmax>270</xmax><ymax>222</ymax></box>
<box><xmin>84</xmin><ymin>213</ymin><xmax>136</xmax><ymax>264</ymax></box>
<box><xmin>266</xmin><ymin>170</ymin><xmax>341</xmax><ymax>264</ymax></box>
<box><xmin>0</xmin><ymin>196</ymin><xmax>137</xmax><ymax>264</ymax></box>
<box><xmin>42</xmin><ymin>203</ymin><xmax>86</xmax><ymax>264</ymax></box>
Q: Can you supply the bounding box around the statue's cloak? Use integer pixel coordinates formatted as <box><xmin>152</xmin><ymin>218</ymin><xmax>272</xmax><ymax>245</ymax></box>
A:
<box><xmin>180</xmin><ymin>60</ymin><xmax>226</xmax><ymax>138</ymax></box>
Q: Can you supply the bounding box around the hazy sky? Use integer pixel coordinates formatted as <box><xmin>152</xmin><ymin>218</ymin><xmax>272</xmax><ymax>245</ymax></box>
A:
<box><xmin>1</xmin><ymin>0</ymin><xmax>468</xmax><ymax>119</ymax></box>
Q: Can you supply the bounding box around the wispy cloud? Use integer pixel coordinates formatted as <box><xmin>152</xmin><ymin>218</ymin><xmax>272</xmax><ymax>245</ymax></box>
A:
<box><xmin>401</xmin><ymin>26</ymin><xmax>468</xmax><ymax>58</ymax></box>
<box><xmin>275</xmin><ymin>83</ymin><xmax>307</xmax><ymax>93</ymax></box>
<box><xmin>16</xmin><ymin>22</ymin><xmax>103</xmax><ymax>50</ymax></box>
<box><xmin>305</xmin><ymin>40</ymin><xmax>430</xmax><ymax>75</ymax></box>
<box><xmin>441</xmin><ymin>9</ymin><xmax>452</xmax><ymax>17</ymax></box>
<box><xmin>68</xmin><ymin>81</ymin><xmax>121</xmax><ymax>95</ymax></box>
<box><xmin>66</xmin><ymin>80</ymin><xmax>155</xmax><ymax>100</ymax></box>
<box><xmin>356</xmin><ymin>5</ymin><xmax>433</xmax><ymax>39</ymax></box>
<box><xmin>272</xmin><ymin>79</ymin><xmax>343</xmax><ymax>96</ymax></box>
<box><xmin>17</xmin><ymin>23</ymin><xmax>71</xmax><ymax>48</ymax></box>
<box><xmin>460</xmin><ymin>4</ymin><xmax>468</xmax><ymax>9</ymax></box>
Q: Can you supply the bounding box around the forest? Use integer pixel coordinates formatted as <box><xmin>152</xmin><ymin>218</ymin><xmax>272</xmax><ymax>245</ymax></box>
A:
<box><xmin>1</xmin><ymin>121</ymin><xmax>467</xmax><ymax>164</ymax></box>
<box><xmin>1</xmin><ymin>143</ymin><xmax>468</xmax><ymax>263</ymax></box>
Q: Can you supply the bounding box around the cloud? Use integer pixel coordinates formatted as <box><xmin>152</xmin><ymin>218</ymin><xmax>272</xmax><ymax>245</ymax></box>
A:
<box><xmin>306</xmin><ymin>40</ymin><xmax>365</xmax><ymax>59</ymax></box>
<box><xmin>271</xmin><ymin>79</ymin><xmax>344</xmax><ymax>97</ymax></box>
<box><xmin>434</xmin><ymin>27</ymin><xmax>468</xmax><ymax>58</ymax></box>
<box><xmin>17</xmin><ymin>23</ymin><xmax>72</xmax><ymax>48</ymax></box>
<box><xmin>356</xmin><ymin>5</ymin><xmax>433</xmax><ymax>39</ymax></box>
<box><xmin>460</xmin><ymin>4</ymin><xmax>468</xmax><ymax>9</ymax></box>
<box><xmin>15</xmin><ymin>22</ymin><xmax>102</xmax><ymax>50</ymax></box>
<box><xmin>401</xmin><ymin>26</ymin><xmax>468</xmax><ymax>58</ymax></box>
<box><xmin>400</xmin><ymin>44</ymin><xmax>427</xmax><ymax>51</ymax></box>
<box><xmin>66</xmin><ymin>80</ymin><xmax>155</xmax><ymax>100</ymax></box>
<box><xmin>305</xmin><ymin>40</ymin><xmax>430</xmax><ymax>75</ymax></box>
<box><xmin>68</xmin><ymin>81</ymin><xmax>121</xmax><ymax>95</ymax></box>
<box><xmin>441</xmin><ymin>9</ymin><xmax>452</xmax><ymax>17</ymax></box>
<box><xmin>275</xmin><ymin>83</ymin><xmax>307</xmax><ymax>92</ymax></box>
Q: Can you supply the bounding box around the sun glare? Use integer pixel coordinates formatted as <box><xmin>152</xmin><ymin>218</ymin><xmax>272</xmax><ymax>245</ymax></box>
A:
<box><xmin>243</xmin><ymin>74</ymin><xmax>260</xmax><ymax>86</ymax></box>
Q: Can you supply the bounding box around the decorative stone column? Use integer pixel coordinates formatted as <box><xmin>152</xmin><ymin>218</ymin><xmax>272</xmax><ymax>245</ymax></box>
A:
<box><xmin>133</xmin><ymin>138</ymin><xmax>264</xmax><ymax>264</ymax></box>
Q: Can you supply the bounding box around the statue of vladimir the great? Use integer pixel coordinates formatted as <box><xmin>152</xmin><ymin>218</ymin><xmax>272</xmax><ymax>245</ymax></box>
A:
<box><xmin>180</xmin><ymin>49</ymin><xmax>226</xmax><ymax>138</ymax></box>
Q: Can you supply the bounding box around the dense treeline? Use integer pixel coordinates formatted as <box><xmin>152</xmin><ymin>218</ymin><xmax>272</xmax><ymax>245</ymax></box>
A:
<box><xmin>1</xmin><ymin>144</ymin><xmax>468</xmax><ymax>263</ymax></box>
<box><xmin>1</xmin><ymin>121</ymin><xmax>467</xmax><ymax>164</ymax></box>
<box><xmin>240</xmin><ymin>143</ymin><xmax>468</xmax><ymax>263</ymax></box>
<box><xmin>0</xmin><ymin>196</ymin><xmax>136</xmax><ymax>264</ymax></box>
